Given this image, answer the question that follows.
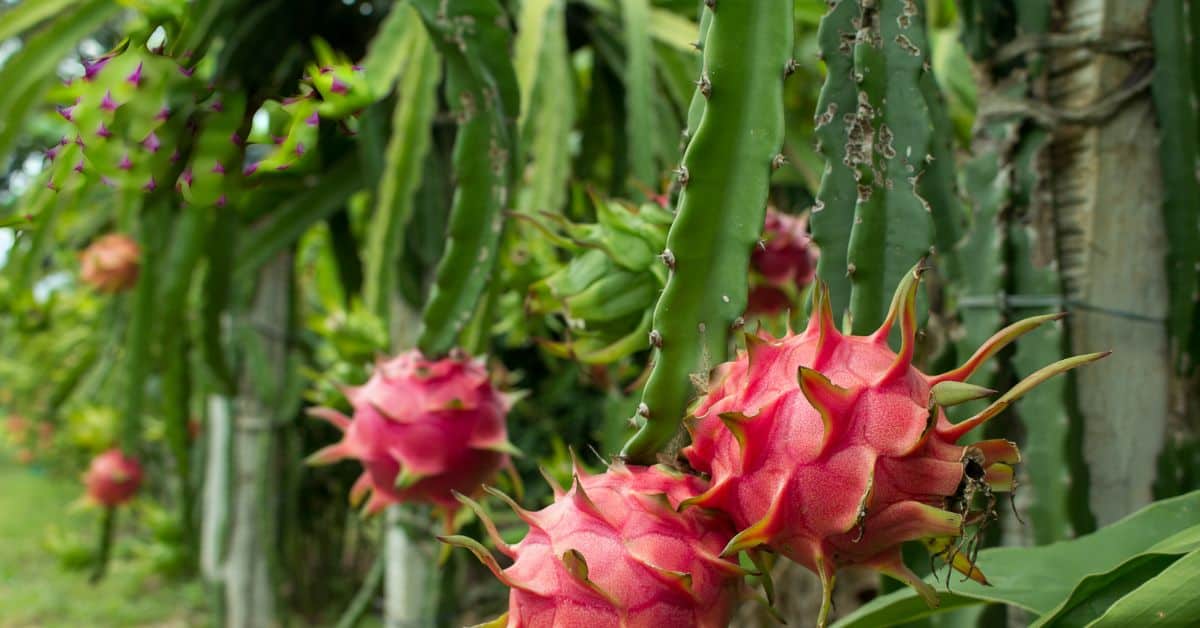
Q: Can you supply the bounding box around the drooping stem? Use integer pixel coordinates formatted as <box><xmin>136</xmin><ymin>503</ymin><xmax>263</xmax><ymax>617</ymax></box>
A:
<box><xmin>620</xmin><ymin>1</ymin><xmax>794</xmax><ymax>464</ymax></box>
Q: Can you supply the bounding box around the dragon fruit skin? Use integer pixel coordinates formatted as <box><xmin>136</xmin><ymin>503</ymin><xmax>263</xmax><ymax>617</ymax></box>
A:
<box><xmin>682</xmin><ymin>266</ymin><xmax>1108</xmax><ymax>623</ymax></box>
<box><xmin>445</xmin><ymin>463</ymin><xmax>746</xmax><ymax>628</ymax></box>
<box><xmin>79</xmin><ymin>233</ymin><xmax>141</xmax><ymax>293</ymax></box>
<box><xmin>83</xmin><ymin>449</ymin><xmax>144</xmax><ymax>507</ymax></box>
<box><xmin>751</xmin><ymin>209</ymin><xmax>818</xmax><ymax>291</ymax></box>
<box><xmin>307</xmin><ymin>349</ymin><xmax>517</xmax><ymax>520</ymax></box>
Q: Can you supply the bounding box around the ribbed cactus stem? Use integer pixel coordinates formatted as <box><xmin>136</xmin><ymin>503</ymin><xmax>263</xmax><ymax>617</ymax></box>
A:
<box><xmin>411</xmin><ymin>0</ymin><xmax>519</xmax><ymax>358</ymax></box>
<box><xmin>845</xmin><ymin>0</ymin><xmax>936</xmax><ymax>334</ymax></box>
<box><xmin>620</xmin><ymin>1</ymin><xmax>793</xmax><ymax>464</ymax></box>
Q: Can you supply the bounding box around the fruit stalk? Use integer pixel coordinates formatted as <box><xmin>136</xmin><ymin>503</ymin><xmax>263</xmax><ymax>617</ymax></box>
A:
<box><xmin>621</xmin><ymin>1</ymin><xmax>793</xmax><ymax>463</ymax></box>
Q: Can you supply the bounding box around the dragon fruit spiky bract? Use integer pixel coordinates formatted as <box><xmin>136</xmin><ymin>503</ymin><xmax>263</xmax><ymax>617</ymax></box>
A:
<box><xmin>682</xmin><ymin>264</ymin><xmax>1108</xmax><ymax>625</ymax></box>
<box><xmin>445</xmin><ymin>463</ymin><xmax>745</xmax><ymax>628</ymax></box>
<box><xmin>83</xmin><ymin>448</ymin><xmax>144</xmax><ymax>508</ymax></box>
<box><xmin>307</xmin><ymin>349</ymin><xmax>516</xmax><ymax>523</ymax></box>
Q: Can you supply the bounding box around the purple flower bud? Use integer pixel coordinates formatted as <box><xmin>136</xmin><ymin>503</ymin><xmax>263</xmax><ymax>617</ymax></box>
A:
<box><xmin>170</xmin><ymin>149</ymin><xmax>180</xmax><ymax>164</ymax></box>
<box><xmin>100</xmin><ymin>90</ymin><xmax>118</xmax><ymax>112</ymax></box>
<box><xmin>155</xmin><ymin>106</ymin><xmax>171</xmax><ymax>121</ymax></box>
<box><xmin>96</xmin><ymin>123</ymin><xmax>113</xmax><ymax>139</ymax></box>
<box><xmin>57</xmin><ymin>106</ymin><xmax>74</xmax><ymax>122</ymax></box>
<box><xmin>294</xmin><ymin>142</ymin><xmax>306</xmax><ymax>157</ymax></box>
<box><xmin>118</xmin><ymin>154</ymin><xmax>133</xmax><ymax>170</ymax></box>
<box><xmin>319</xmin><ymin>66</ymin><xmax>333</xmax><ymax>75</ymax></box>
<box><xmin>126</xmin><ymin>62</ymin><xmax>144</xmax><ymax>87</ymax></box>
<box><xmin>210</xmin><ymin>99</ymin><xmax>223</xmax><ymax>113</ymax></box>
<box><xmin>352</xmin><ymin>64</ymin><xmax>363</xmax><ymax>72</ymax></box>
<box><xmin>181</xmin><ymin>169</ymin><xmax>194</xmax><ymax>186</ymax></box>
<box><xmin>46</xmin><ymin>181</ymin><xmax>59</xmax><ymax>192</ymax></box>
<box><xmin>230</xmin><ymin>132</ymin><xmax>243</xmax><ymax>146</ymax></box>
<box><xmin>46</xmin><ymin>147</ymin><xmax>59</xmax><ymax>161</ymax></box>
<box><xmin>275</xmin><ymin>163</ymin><xmax>290</xmax><ymax>171</ymax></box>
<box><xmin>142</xmin><ymin>132</ymin><xmax>161</xmax><ymax>153</ymax></box>
<box><xmin>216</xmin><ymin>194</ymin><xmax>227</xmax><ymax>207</ymax></box>
<box><xmin>59</xmin><ymin>136</ymin><xmax>70</xmax><ymax>146</ymax></box>
<box><xmin>143</xmin><ymin>177</ymin><xmax>157</xmax><ymax>192</ymax></box>
<box><xmin>100</xmin><ymin>176</ymin><xmax>115</xmax><ymax>187</ymax></box>
<box><xmin>178</xmin><ymin>65</ymin><xmax>195</xmax><ymax>78</ymax></box>
<box><xmin>273</xmin><ymin>135</ymin><xmax>287</xmax><ymax>145</ymax></box>
<box><xmin>330</xmin><ymin>78</ymin><xmax>349</xmax><ymax>94</ymax></box>
<box><xmin>74</xmin><ymin>136</ymin><xmax>85</xmax><ymax>147</ymax></box>
<box><xmin>305</xmin><ymin>111</ymin><xmax>320</xmax><ymax>126</ymax></box>
<box><xmin>243</xmin><ymin>163</ymin><xmax>259</xmax><ymax>176</ymax></box>
<box><xmin>211</xmin><ymin>161</ymin><xmax>226</xmax><ymax>175</ymax></box>
<box><xmin>73</xmin><ymin>161</ymin><xmax>85</xmax><ymax>173</ymax></box>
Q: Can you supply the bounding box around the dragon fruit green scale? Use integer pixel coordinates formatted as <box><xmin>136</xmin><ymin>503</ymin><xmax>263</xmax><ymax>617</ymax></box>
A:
<box><xmin>444</xmin><ymin>463</ymin><xmax>746</xmax><ymax>628</ymax></box>
<box><xmin>681</xmin><ymin>264</ymin><xmax>1108</xmax><ymax>626</ymax></box>
<box><xmin>307</xmin><ymin>349</ymin><xmax>518</xmax><ymax>524</ymax></box>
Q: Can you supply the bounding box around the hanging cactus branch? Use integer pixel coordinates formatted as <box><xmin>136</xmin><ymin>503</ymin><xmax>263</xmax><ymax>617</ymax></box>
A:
<box><xmin>412</xmin><ymin>0</ymin><xmax>520</xmax><ymax>357</ymax></box>
<box><xmin>620</xmin><ymin>1</ymin><xmax>794</xmax><ymax>464</ymax></box>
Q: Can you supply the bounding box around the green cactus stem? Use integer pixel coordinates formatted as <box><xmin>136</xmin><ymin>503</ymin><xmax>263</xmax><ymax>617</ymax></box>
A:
<box><xmin>620</xmin><ymin>1</ymin><xmax>794</xmax><ymax>464</ymax></box>
<box><xmin>844</xmin><ymin>1</ymin><xmax>936</xmax><ymax>334</ymax></box>
<box><xmin>411</xmin><ymin>0</ymin><xmax>519</xmax><ymax>358</ymax></box>
<box><xmin>809</xmin><ymin>0</ymin><xmax>860</xmax><ymax>323</ymax></box>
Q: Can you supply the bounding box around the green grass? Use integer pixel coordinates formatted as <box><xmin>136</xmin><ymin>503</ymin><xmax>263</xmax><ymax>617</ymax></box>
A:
<box><xmin>0</xmin><ymin>449</ymin><xmax>207</xmax><ymax>627</ymax></box>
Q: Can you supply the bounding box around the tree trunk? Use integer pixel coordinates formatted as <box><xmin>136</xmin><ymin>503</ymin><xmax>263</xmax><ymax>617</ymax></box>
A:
<box><xmin>1049</xmin><ymin>0</ymin><xmax>1170</xmax><ymax>525</ymax></box>
<box><xmin>223</xmin><ymin>253</ymin><xmax>291</xmax><ymax>627</ymax></box>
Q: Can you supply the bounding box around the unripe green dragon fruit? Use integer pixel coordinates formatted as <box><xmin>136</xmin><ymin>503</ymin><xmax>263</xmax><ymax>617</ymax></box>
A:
<box><xmin>443</xmin><ymin>462</ymin><xmax>746</xmax><ymax>628</ymax></box>
<box><xmin>307</xmin><ymin>349</ymin><xmax>518</xmax><ymax>524</ymax></box>
<box><xmin>682</xmin><ymin>265</ymin><xmax>1108</xmax><ymax>625</ymax></box>
<box><xmin>524</xmin><ymin>197</ymin><xmax>672</xmax><ymax>364</ymax></box>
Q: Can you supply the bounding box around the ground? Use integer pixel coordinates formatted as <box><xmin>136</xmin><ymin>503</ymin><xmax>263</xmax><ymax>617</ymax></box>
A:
<box><xmin>0</xmin><ymin>449</ymin><xmax>207</xmax><ymax>628</ymax></box>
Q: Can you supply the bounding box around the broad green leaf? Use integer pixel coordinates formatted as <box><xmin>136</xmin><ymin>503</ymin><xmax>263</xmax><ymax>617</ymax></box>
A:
<box><xmin>1088</xmin><ymin>549</ymin><xmax>1200</xmax><ymax>627</ymax></box>
<box><xmin>835</xmin><ymin>491</ymin><xmax>1200</xmax><ymax>627</ymax></box>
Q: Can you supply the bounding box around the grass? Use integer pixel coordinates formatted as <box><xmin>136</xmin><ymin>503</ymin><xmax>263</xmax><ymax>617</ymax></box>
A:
<box><xmin>0</xmin><ymin>448</ymin><xmax>208</xmax><ymax>627</ymax></box>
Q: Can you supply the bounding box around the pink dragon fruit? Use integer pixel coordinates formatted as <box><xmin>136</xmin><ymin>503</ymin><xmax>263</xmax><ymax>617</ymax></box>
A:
<box><xmin>444</xmin><ymin>462</ymin><xmax>745</xmax><ymax>628</ymax></box>
<box><xmin>79</xmin><ymin>233</ymin><xmax>140</xmax><ymax>293</ymax></box>
<box><xmin>751</xmin><ymin>209</ymin><xmax>818</xmax><ymax>291</ymax></box>
<box><xmin>307</xmin><ymin>349</ymin><xmax>517</xmax><ymax>523</ymax></box>
<box><xmin>682</xmin><ymin>266</ymin><xmax>1108</xmax><ymax>625</ymax></box>
<box><xmin>83</xmin><ymin>449</ymin><xmax>144</xmax><ymax>507</ymax></box>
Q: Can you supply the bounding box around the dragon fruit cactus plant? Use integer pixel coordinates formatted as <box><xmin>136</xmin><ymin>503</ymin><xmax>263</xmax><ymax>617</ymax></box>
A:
<box><xmin>680</xmin><ymin>266</ymin><xmax>1108</xmax><ymax>624</ymax></box>
<box><xmin>83</xmin><ymin>448</ymin><xmax>144</xmax><ymax>508</ymax></box>
<box><xmin>307</xmin><ymin>349</ymin><xmax>518</xmax><ymax>525</ymax></box>
<box><xmin>751</xmin><ymin>209</ymin><xmax>818</xmax><ymax>292</ymax></box>
<box><xmin>443</xmin><ymin>462</ymin><xmax>746</xmax><ymax>628</ymax></box>
<box><xmin>79</xmin><ymin>233</ymin><xmax>141</xmax><ymax>293</ymax></box>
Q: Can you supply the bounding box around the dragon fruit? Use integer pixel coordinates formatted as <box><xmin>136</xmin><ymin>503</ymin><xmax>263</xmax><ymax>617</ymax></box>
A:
<box><xmin>83</xmin><ymin>449</ymin><xmax>144</xmax><ymax>507</ymax></box>
<box><xmin>751</xmin><ymin>209</ymin><xmax>818</xmax><ymax>292</ymax></box>
<box><xmin>681</xmin><ymin>266</ymin><xmax>1108</xmax><ymax>624</ymax></box>
<box><xmin>79</xmin><ymin>233</ymin><xmax>141</xmax><ymax>293</ymax></box>
<box><xmin>307</xmin><ymin>349</ymin><xmax>517</xmax><ymax>523</ymax></box>
<box><xmin>443</xmin><ymin>462</ymin><xmax>745</xmax><ymax>628</ymax></box>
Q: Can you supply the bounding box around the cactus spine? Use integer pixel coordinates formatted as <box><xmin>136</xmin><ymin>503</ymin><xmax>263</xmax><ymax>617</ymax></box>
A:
<box><xmin>621</xmin><ymin>1</ymin><xmax>794</xmax><ymax>463</ymax></box>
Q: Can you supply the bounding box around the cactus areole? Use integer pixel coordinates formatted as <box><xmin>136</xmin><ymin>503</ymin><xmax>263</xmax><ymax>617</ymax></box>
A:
<box><xmin>307</xmin><ymin>349</ymin><xmax>517</xmax><ymax>524</ymax></box>
<box><xmin>83</xmin><ymin>448</ymin><xmax>144</xmax><ymax>507</ymax></box>
<box><xmin>444</xmin><ymin>463</ymin><xmax>744</xmax><ymax>628</ymax></box>
<box><xmin>681</xmin><ymin>265</ymin><xmax>1108</xmax><ymax>623</ymax></box>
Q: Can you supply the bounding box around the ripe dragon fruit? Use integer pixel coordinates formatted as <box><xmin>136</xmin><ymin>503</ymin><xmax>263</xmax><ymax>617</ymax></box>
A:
<box><xmin>79</xmin><ymin>233</ymin><xmax>141</xmax><ymax>293</ymax></box>
<box><xmin>83</xmin><ymin>448</ymin><xmax>144</xmax><ymax>507</ymax></box>
<box><xmin>681</xmin><ymin>266</ymin><xmax>1108</xmax><ymax>625</ymax></box>
<box><xmin>444</xmin><ymin>462</ymin><xmax>746</xmax><ymax>628</ymax></box>
<box><xmin>307</xmin><ymin>349</ymin><xmax>517</xmax><ymax>523</ymax></box>
<box><xmin>751</xmin><ymin>209</ymin><xmax>818</xmax><ymax>292</ymax></box>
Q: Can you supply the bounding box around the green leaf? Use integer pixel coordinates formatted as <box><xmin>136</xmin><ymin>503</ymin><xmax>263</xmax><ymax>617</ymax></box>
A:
<box><xmin>1087</xmin><ymin>549</ymin><xmax>1200</xmax><ymax>627</ymax></box>
<box><xmin>0</xmin><ymin>1</ymin><xmax>121</xmax><ymax>163</ymax></box>
<box><xmin>0</xmin><ymin>0</ymin><xmax>84</xmax><ymax>41</ymax></box>
<box><xmin>360</xmin><ymin>0</ymin><xmax>418</xmax><ymax>97</ymax></box>
<box><xmin>834</xmin><ymin>491</ymin><xmax>1200</xmax><ymax>627</ymax></box>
